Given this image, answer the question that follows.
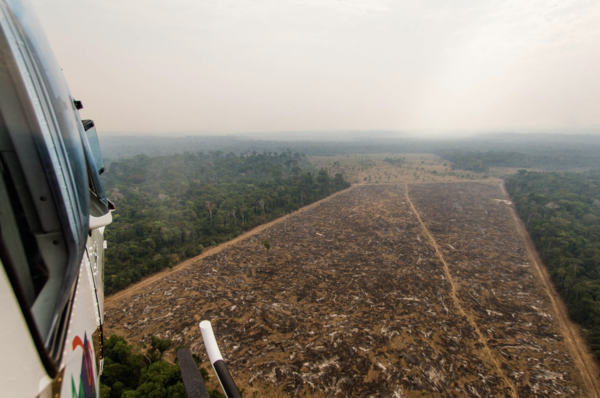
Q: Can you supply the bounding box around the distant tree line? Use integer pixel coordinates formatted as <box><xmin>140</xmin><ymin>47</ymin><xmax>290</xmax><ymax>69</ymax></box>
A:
<box><xmin>100</xmin><ymin>133</ymin><xmax>600</xmax><ymax>163</ymax></box>
<box><xmin>383</xmin><ymin>157</ymin><xmax>405</xmax><ymax>166</ymax></box>
<box><xmin>101</xmin><ymin>150</ymin><xmax>350</xmax><ymax>294</ymax></box>
<box><xmin>506</xmin><ymin>171</ymin><xmax>600</xmax><ymax>359</ymax></box>
<box><xmin>441</xmin><ymin>150</ymin><xmax>600</xmax><ymax>173</ymax></box>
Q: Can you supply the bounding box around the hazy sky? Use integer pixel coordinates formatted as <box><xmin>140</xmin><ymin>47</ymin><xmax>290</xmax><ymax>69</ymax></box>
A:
<box><xmin>32</xmin><ymin>0</ymin><xmax>600</xmax><ymax>135</ymax></box>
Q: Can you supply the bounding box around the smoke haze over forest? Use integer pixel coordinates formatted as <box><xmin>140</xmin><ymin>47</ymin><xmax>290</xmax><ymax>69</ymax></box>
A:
<box><xmin>33</xmin><ymin>0</ymin><xmax>600</xmax><ymax>135</ymax></box>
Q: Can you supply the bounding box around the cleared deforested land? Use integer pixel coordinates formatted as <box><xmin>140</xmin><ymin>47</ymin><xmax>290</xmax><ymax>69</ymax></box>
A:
<box><xmin>105</xmin><ymin>183</ymin><xmax>595</xmax><ymax>397</ymax></box>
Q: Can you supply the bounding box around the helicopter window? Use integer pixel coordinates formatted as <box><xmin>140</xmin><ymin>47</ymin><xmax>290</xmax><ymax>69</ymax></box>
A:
<box><xmin>81</xmin><ymin>120</ymin><xmax>110</xmax><ymax>218</ymax></box>
<box><xmin>0</xmin><ymin>9</ymin><xmax>91</xmax><ymax>375</ymax></box>
<box><xmin>0</xmin><ymin>158</ymin><xmax>42</xmax><ymax>307</ymax></box>
<box><xmin>82</xmin><ymin>120</ymin><xmax>104</xmax><ymax>175</ymax></box>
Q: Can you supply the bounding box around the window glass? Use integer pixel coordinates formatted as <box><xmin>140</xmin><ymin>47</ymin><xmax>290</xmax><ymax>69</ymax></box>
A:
<box><xmin>0</xmin><ymin>0</ymin><xmax>90</xmax><ymax>372</ymax></box>
<box><xmin>83</xmin><ymin>121</ymin><xmax>104</xmax><ymax>174</ymax></box>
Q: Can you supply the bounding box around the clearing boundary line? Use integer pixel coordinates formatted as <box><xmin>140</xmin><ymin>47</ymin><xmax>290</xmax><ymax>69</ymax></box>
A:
<box><xmin>500</xmin><ymin>181</ymin><xmax>600</xmax><ymax>398</ymax></box>
<box><xmin>405</xmin><ymin>184</ymin><xmax>519</xmax><ymax>398</ymax></box>
<box><xmin>106</xmin><ymin>184</ymin><xmax>358</xmax><ymax>305</ymax></box>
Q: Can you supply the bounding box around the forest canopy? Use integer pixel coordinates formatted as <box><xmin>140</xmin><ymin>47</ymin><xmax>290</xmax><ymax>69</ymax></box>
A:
<box><xmin>506</xmin><ymin>171</ymin><xmax>600</xmax><ymax>359</ymax></box>
<box><xmin>101</xmin><ymin>150</ymin><xmax>350</xmax><ymax>294</ymax></box>
<box><xmin>100</xmin><ymin>334</ymin><xmax>224</xmax><ymax>398</ymax></box>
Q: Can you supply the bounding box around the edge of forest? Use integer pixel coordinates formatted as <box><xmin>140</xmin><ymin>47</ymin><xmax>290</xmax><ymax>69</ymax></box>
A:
<box><xmin>500</xmin><ymin>180</ymin><xmax>600</xmax><ymax>397</ymax></box>
<box><xmin>105</xmin><ymin>184</ymin><xmax>358</xmax><ymax>305</ymax></box>
<box><xmin>106</xmin><ymin>178</ymin><xmax>600</xmax><ymax>396</ymax></box>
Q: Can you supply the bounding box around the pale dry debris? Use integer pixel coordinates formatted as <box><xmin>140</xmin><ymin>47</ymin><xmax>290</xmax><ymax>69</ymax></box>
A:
<box><xmin>105</xmin><ymin>184</ymin><xmax>584</xmax><ymax>397</ymax></box>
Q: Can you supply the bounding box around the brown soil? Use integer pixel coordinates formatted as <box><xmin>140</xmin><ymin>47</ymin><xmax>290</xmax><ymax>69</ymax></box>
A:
<box><xmin>405</xmin><ymin>185</ymin><xmax>518</xmax><ymax>398</ymax></box>
<box><xmin>106</xmin><ymin>185</ymin><xmax>357</xmax><ymax>307</ymax></box>
<box><xmin>104</xmin><ymin>182</ymin><xmax>598</xmax><ymax>397</ymax></box>
<box><xmin>500</xmin><ymin>180</ymin><xmax>600</xmax><ymax>398</ymax></box>
<box><xmin>309</xmin><ymin>153</ymin><xmax>489</xmax><ymax>185</ymax></box>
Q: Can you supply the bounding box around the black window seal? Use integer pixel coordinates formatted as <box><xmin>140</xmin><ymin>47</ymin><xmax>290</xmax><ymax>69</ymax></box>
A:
<box><xmin>0</xmin><ymin>229</ymin><xmax>59</xmax><ymax>378</ymax></box>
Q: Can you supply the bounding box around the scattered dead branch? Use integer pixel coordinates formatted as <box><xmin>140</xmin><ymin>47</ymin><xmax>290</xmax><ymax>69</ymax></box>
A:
<box><xmin>105</xmin><ymin>184</ymin><xmax>585</xmax><ymax>397</ymax></box>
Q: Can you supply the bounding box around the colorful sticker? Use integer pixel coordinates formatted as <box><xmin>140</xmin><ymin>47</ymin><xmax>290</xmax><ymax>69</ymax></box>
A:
<box><xmin>70</xmin><ymin>333</ymin><xmax>96</xmax><ymax>398</ymax></box>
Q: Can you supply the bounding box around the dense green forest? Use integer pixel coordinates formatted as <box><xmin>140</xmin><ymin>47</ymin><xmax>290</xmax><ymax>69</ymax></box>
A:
<box><xmin>101</xmin><ymin>150</ymin><xmax>350</xmax><ymax>294</ymax></box>
<box><xmin>441</xmin><ymin>149</ymin><xmax>600</xmax><ymax>172</ymax></box>
<box><xmin>505</xmin><ymin>171</ymin><xmax>600</xmax><ymax>359</ymax></box>
<box><xmin>100</xmin><ymin>335</ymin><xmax>224</xmax><ymax>398</ymax></box>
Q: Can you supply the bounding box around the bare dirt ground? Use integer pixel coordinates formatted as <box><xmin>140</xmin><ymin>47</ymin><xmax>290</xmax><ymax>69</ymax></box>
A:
<box><xmin>106</xmin><ymin>186</ymin><xmax>356</xmax><ymax>306</ymax></box>
<box><xmin>500</xmin><ymin>181</ymin><xmax>600</xmax><ymax>398</ymax></box>
<box><xmin>408</xmin><ymin>182</ymin><xmax>594</xmax><ymax>397</ymax></box>
<box><xmin>310</xmin><ymin>153</ymin><xmax>490</xmax><ymax>185</ymax></box>
<box><xmin>405</xmin><ymin>186</ymin><xmax>518</xmax><ymax>398</ymax></box>
<box><xmin>105</xmin><ymin>182</ymin><xmax>597</xmax><ymax>397</ymax></box>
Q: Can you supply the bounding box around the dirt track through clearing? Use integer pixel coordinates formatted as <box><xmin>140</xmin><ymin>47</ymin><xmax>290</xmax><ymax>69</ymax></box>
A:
<box><xmin>106</xmin><ymin>181</ymin><xmax>596</xmax><ymax>396</ymax></box>
<box><xmin>405</xmin><ymin>185</ymin><xmax>519</xmax><ymax>398</ymax></box>
<box><xmin>106</xmin><ymin>185</ymin><xmax>358</xmax><ymax>306</ymax></box>
<box><xmin>106</xmin><ymin>181</ymin><xmax>497</xmax><ymax>306</ymax></box>
<box><xmin>500</xmin><ymin>181</ymin><xmax>600</xmax><ymax>398</ymax></box>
